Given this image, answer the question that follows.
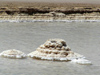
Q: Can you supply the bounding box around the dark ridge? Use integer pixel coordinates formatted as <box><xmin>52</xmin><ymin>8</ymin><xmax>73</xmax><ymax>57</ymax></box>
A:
<box><xmin>6</xmin><ymin>11</ymin><xmax>15</xmax><ymax>15</ymax></box>
<box><xmin>60</xmin><ymin>10</ymin><xmax>100</xmax><ymax>15</ymax></box>
<box><xmin>0</xmin><ymin>7</ymin><xmax>100</xmax><ymax>15</ymax></box>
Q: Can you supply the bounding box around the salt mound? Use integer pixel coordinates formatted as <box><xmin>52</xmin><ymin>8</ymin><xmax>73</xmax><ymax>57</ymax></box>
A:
<box><xmin>0</xmin><ymin>49</ymin><xmax>26</xmax><ymax>59</ymax></box>
<box><xmin>28</xmin><ymin>39</ymin><xmax>91</xmax><ymax>64</ymax></box>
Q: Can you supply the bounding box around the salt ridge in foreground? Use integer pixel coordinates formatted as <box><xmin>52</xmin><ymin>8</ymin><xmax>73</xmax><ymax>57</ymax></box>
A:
<box><xmin>0</xmin><ymin>20</ymin><xmax>100</xmax><ymax>23</ymax></box>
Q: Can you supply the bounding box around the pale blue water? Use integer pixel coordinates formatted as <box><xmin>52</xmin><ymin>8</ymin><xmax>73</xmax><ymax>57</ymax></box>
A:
<box><xmin>0</xmin><ymin>22</ymin><xmax>100</xmax><ymax>75</ymax></box>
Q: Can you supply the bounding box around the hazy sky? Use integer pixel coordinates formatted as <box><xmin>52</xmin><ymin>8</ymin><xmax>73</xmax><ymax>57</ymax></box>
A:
<box><xmin>1</xmin><ymin>0</ymin><xmax>100</xmax><ymax>4</ymax></box>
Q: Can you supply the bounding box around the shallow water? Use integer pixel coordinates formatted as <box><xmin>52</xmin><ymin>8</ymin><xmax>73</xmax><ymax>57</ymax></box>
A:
<box><xmin>0</xmin><ymin>22</ymin><xmax>100</xmax><ymax>75</ymax></box>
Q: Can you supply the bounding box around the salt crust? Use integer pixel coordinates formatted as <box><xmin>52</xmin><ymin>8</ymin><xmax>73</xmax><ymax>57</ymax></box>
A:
<box><xmin>28</xmin><ymin>39</ymin><xmax>92</xmax><ymax>64</ymax></box>
<box><xmin>71</xmin><ymin>58</ymin><xmax>92</xmax><ymax>65</ymax></box>
<box><xmin>0</xmin><ymin>49</ymin><xmax>26</xmax><ymax>59</ymax></box>
<box><xmin>0</xmin><ymin>39</ymin><xmax>92</xmax><ymax>64</ymax></box>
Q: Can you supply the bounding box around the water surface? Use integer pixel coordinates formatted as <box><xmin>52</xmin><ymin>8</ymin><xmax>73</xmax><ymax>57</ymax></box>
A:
<box><xmin>0</xmin><ymin>22</ymin><xmax>100</xmax><ymax>75</ymax></box>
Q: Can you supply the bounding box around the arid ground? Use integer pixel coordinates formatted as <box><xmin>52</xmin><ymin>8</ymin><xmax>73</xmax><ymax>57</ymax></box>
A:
<box><xmin>0</xmin><ymin>1</ymin><xmax>100</xmax><ymax>21</ymax></box>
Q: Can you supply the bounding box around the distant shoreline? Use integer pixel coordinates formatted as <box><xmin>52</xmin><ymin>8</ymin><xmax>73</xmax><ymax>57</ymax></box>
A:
<box><xmin>1</xmin><ymin>0</ymin><xmax>100</xmax><ymax>5</ymax></box>
<box><xmin>0</xmin><ymin>2</ymin><xmax>100</xmax><ymax>21</ymax></box>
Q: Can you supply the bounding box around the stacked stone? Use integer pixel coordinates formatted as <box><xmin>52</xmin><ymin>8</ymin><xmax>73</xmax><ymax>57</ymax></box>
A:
<box><xmin>28</xmin><ymin>39</ymin><xmax>83</xmax><ymax>61</ymax></box>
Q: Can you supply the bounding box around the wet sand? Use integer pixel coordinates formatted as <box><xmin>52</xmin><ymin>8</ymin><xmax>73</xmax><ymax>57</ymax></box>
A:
<box><xmin>0</xmin><ymin>22</ymin><xmax>100</xmax><ymax>75</ymax></box>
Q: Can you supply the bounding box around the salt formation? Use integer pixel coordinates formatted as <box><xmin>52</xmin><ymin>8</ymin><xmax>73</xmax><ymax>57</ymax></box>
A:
<box><xmin>28</xmin><ymin>39</ymin><xmax>91</xmax><ymax>64</ymax></box>
<box><xmin>71</xmin><ymin>58</ymin><xmax>92</xmax><ymax>65</ymax></box>
<box><xmin>0</xmin><ymin>49</ymin><xmax>26</xmax><ymax>59</ymax></box>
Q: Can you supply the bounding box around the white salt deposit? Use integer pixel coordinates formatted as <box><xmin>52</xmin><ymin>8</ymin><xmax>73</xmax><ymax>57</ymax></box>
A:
<box><xmin>0</xmin><ymin>20</ymin><xmax>100</xmax><ymax>23</ymax></box>
<box><xmin>28</xmin><ymin>39</ymin><xmax>92</xmax><ymax>64</ymax></box>
<box><xmin>0</xmin><ymin>49</ymin><xmax>26</xmax><ymax>59</ymax></box>
<box><xmin>71</xmin><ymin>58</ymin><xmax>92</xmax><ymax>65</ymax></box>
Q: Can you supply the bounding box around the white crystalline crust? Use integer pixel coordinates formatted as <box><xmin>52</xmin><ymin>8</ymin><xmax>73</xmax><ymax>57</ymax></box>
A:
<box><xmin>28</xmin><ymin>39</ymin><xmax>92</xmax><ymax>65</ymax></box>
<box><xmin>0</xmin><ymin>49</ymin><xmax>26</xmax><ymax>59</ymax></box>
<box><xmin>0</xmin><ymin>20</ymin><xmax>100</xmax><ymax>23</ymax></box>
<box><xmin>28</xmin><ymin>51</ymin><xmax>84</xmax><ymax>61</ymax></box>
<box><xmin>71</xmin><ymin>58</ymin><xmax>92</xmax><ymax>65</ymax></box>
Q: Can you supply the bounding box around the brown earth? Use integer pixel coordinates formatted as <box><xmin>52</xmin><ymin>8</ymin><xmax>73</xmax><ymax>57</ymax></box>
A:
<box><xmin>0</xmin><ymin>1</ymin><xmax>100</xmax><ymax>20</ymax></box>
